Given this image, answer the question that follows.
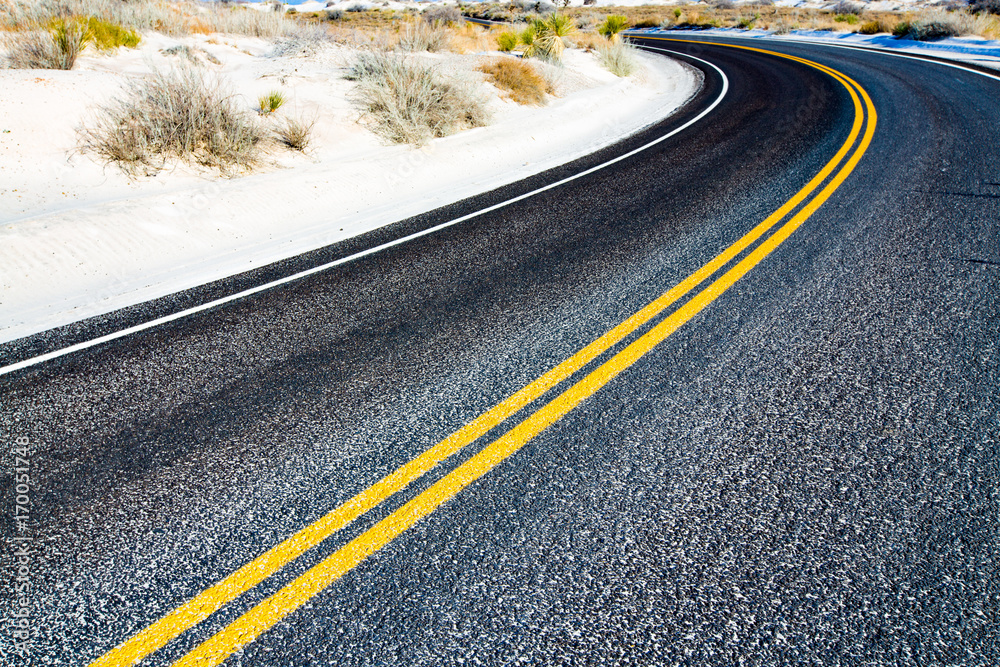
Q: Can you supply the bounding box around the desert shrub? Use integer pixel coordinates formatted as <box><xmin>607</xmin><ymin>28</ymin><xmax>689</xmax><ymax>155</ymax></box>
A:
<box><xmin>348</xmin><ymin>51</ymin><xmax>490</xmax><ymax>144</ymax></box>
<box><xmin>325</xmin><ymin>8</ymin><xmax>344</xmax><ymax>21</ymax></box>
<box><xmin>497</xmin><ymin>30</ymin><xmax>518</xmax><ymax>51</ymax></box>
<box><xmin>632</xmin><ymin>18</ymin><xmax>660</xmax><ymax>29</ymax></box>
<box><xmin>86</xmin><ymin>16</ymin><xmax>141</xmax><ymax>50</ymax></box>
<box><xmin>904</xmin><ymin>13</ymin><xmax>972</xmax><ymax>39</ymax></box>
<box><xmin>258</xmin><ymin>90</ymin><xmax>285</xmax><ymax>114</ymax></box>
<box><xmin>858</xmin><ymin>19</ymin><xmax>892</xmax><ymax>34</ymax></box>
<box><xmin>423</xmin><ymin>6</ymin><xmax>463</xmax><ymax>25</ymax></box>
<box><xmin>479</xmin><ymin>57</ymin><xmax>548</xmax><ymax>105</ymax></box>
<box><xmin>737</xmin><ymin>15</ymin><xmax>759</xmax><ymax>29</ymax></box>
<box><xmin>398</xmin><ymin>20</ymin><xmax>451</xmax><ymax>52</ymax></box>
<box><xmin>834</xmin><ymin>14</ymin><xmax>860</xmax><ymax>25</ymax></box>
<box><xmin>81</xmin><ymin>67</ymin><xmax>264</xmax><ymax>175</ymax></box>
<box><xmin>583</xmin><ymin>0</ymin><xmax>596</xmax><ymax>5</ymax></box>
<box><xmin>346</xmin><ymin>3</ymin><xmax>366</xmax><ymax>12</ymax></box>
<box><xmin>4</xmin><ymin>19</ymin><xmax>87</xmax><ymax>69</ymax></box>
<box><xmin>275</xmin><ymin>117</ymin><xmax>314</xmax><ymax>151</ymax></box>
<box><xmin>599</xmin><ymin>15</ymin><xmax>629</xmax><ymax>40</ymax></box>
<box><xmin>597</xmin><ymin>38</ymin><xmax>638</xmax><ymax>77</ymax></box>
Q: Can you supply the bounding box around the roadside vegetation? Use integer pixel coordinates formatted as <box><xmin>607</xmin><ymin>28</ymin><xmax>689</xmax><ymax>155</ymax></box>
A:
<box><xmin>461</xmin><ymin>1</ymin><xmax>1000</xmax><ymax>41</ymax></box>
<box><xmin>348</xmin><ymin>50</ymin><xmax>490</xmax><ymax>145</ymax></box>
<box><xmin>597</xmin><ymin>39</ymin><xmax>639</xmax><ymax>77</ymax></box>
<box><xmin>80</xmin><ymin>67</ymin><xmax>265</xmax><ymax>176</ymax></box>
<box><xmin>479</xmin><ymin>57</ymin><xmax>551</xmax><ymax>105</ymax></box>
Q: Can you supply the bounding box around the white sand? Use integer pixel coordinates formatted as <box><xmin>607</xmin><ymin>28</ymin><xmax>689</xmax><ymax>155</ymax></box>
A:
<box><xmin>0</xmin><ymin>32</ymin><xmax>698</xmax><ymax>344</ymax></box>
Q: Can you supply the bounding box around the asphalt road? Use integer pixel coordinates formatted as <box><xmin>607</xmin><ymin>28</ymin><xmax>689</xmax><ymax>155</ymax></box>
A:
<box><xmin>1</xmin><ymin>36</ymin><xmax>998</xmax><ymax>666</ymax></box>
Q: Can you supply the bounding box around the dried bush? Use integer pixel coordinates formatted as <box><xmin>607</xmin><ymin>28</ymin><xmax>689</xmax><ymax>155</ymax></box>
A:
<box><xmin>422</xmin><ymin>6</ymin><xmax>463</xmax><ymax>25</ymax></box>
<box><xmin>4</xmin><ymin>19</ymin><xmax>87</xmax><ymax>69</ymax></box>
<box><xmin>398</xmin><ymin>20</ymin><xmax>451</xmax><ymax>52</ymax></box>
<box><xmin>275</xmin><ymin>117</ymin><xmax>314</xmax><ymax>151</ymax></box>
<box><xmin>479</xmin><ymin>57</ymin><xmax>549</xmax><ymax>105</ymax></box>
<box><xmin>81</xmin><ymin>67</ymin><xmax>264</xmax><ymax>175</ymax></box>
<box><xmin>348</xmin><ymin>51</ymin><xmax>490</xmax><ymax>145</ymax></box>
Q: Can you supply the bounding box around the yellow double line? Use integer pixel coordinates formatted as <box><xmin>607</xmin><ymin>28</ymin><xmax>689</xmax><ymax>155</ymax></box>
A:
<box><xmin>91</xmin><ymin>41</ymin><xmax>876</xmax><ymax>667</ymax></box>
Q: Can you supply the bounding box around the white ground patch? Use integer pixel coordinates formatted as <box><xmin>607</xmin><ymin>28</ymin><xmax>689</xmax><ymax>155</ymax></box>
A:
<box><xmin>0</xmin><ymin>33</ymin><xmax>698</xmax><ymax>344</ymax></box>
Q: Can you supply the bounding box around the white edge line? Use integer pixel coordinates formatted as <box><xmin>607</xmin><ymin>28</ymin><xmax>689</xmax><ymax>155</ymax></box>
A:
<box><xmin>0</xmin><ymin>49</ymin><xmax>729</xmax><ymax>378</ymax></box>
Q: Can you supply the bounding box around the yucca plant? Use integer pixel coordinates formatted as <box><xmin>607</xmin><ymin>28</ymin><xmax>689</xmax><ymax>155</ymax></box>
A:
<box><xmin>599</xmin><ymin>15</ymin><xmax>629</xmax><ymax>41</ymax></box>
<box><xmin>258</xmin><ymin>90</ymin><xmax>285</xmax><ymax>114</ymax></box>
<box><xmin>524</xmin><ymin>13</ymin><xmax>574</xmax><ymax>62</ymax></box>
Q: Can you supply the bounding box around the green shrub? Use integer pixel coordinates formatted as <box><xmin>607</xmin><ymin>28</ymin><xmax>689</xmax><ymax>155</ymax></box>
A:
<box><xmin>834</xmin><ymin>14</ymin><xmax>860</xmax><ymax>25</ymax></box>
<box><xmin>520</xmin><ymin>24</ymin><xmax>536</xmax><ymax>46</ymax></box>
<box><xmin>892</xmin><ymin>21</ymin><xmax>911</xmax><ymax>36</ymax></box>
<box><xmin>497</xmin><ymin>30</ymin><xmax>518</xmax><ymax>51</ymax></box>
<box><xmin>86</xmin><ymin>17</ymin><xmax>141</xmax><ymax>50</ymax></box>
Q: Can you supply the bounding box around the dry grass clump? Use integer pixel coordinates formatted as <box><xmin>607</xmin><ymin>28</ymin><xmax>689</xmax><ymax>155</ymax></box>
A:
<box><xmin>479</xmin><ymin>57</ymin><xmax>549</xmax><ymax>105</ymax></box>
<box><xmin>348</xmin><ymin>50</ymin><xmax>490</xmax><ymax>145</ymax></box>
<box><xmin>1</xmin><ymin>0</ymin><xmax>301</xmax><ymax>39</ymax></box>
<box><xmin>448</xmin><ymin>22</ymin><xmax>500</xmax><ymax>53</ymax></box>
<box><xmin>81</xmin><ymin>67</ymin><xmax>264</xmax><ymax>175</ymax></box>
<box><xmin>4</xmin><ymin>19</ymin><xmax>87</xmax><ymax>69</ymax></box>
<box><xmin>597</xmin><ymin>38</ymin><xmax>638</xmax><ymax>77</ymax></box>
<box><xmin>275</xmin><ymin>117</ymin><xmax>314</xmax><ymax>152</ymax></box>
<box><xmin>398</xmin><ymin>19</ymin><xmax>450</xmax><ymax>52</ymax></box>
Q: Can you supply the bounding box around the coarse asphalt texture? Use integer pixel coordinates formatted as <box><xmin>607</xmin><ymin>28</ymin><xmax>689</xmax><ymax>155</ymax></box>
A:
<box><xmin>1</xmin><ymin>35</ymin><xmax>998</xmax><ymax>666</ymax></box>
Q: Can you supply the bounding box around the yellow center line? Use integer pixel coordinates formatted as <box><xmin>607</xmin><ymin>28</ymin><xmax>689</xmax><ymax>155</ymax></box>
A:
<box><xmin>91</xmin><ymin>42</ymin><xmax>871</xmax><ymax>667</ymax></box>
<box><xmin>167</xmin><ymin>50</ymin><xmax>877</xmax><ymax>667</ymax></box>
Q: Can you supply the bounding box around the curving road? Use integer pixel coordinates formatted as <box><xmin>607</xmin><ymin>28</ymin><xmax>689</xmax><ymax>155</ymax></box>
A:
<box><xmin>1</xmin><ymin>36</ymin><xmax>998</xmax><ymax>666</ymax></box>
